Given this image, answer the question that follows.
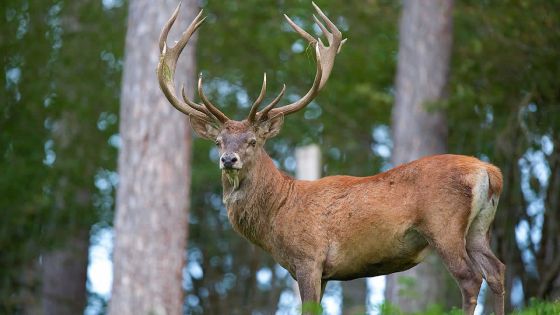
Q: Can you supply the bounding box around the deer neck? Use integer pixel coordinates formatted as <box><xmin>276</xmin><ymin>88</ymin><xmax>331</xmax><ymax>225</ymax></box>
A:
<box><xmin>221</xmin><ymin>148</ymin><xmax>293</xmax><ymax>247</ymax></box>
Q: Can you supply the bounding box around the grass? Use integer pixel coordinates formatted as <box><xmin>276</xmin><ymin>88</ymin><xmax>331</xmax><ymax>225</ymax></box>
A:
<box><xmin>511</xmin><ymin>299</ymin><xmax>560</xmax><ymax>315</ymax></box>
<box><xmin>300</xmin><ymin>299</ymin><xmax>560</xmax><ymax>315</ymax></box>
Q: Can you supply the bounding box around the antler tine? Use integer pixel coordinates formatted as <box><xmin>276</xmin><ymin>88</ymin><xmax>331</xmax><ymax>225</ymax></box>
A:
<box><xmin>174</xmin><ymin>10</ymin><xmax>206</xmax><ymax>56</ymax></box>
<box><xmin>262</xmin><ymin>3</ymin><xmax>344</xmax><ymax>119</ymax></box>
<box><xmin>157</xmin><ymin>4</ymin><xmax>229</xmax><ymax>123</ymax></box>
<box><xmin>181</xmin><ymin>84</ymin><xmax>213</xmax><ymax>117</ymax></box>
<box><xmin>258</xmin><ymin>84</ymin><xmax>286</xmax><ymax>121</ymax></box>
<box><xmin>159</xmin><ymin>3</ymin><xmax>181</xmax><ymax>52</ymax></box>
<box><xmin>312</xmin><ymin>14</ymin><xmax>330</xmax><ymax>45</ymax></box>
<box><xmin>311</xmin><ymin>1</ymin><xmax>346</xmax><ymax>89</ymax></box>
<box><xmin>247</xmin><ymin>73</ymin><xmax>268</xmax><ymax>123</ymax></box>
<box><xmin>312</xmin><ymin>2</ymin><xmax>340</xmax><ymax>38</ymax></box>
<box><xmin>283</xmin><ymin>14</ymin><xmax>317</xmax><ymax>45</ymax></box>
<box><xmin>198</xmin><ymin>74</ymin><xmax>230</xmax><ymax>123</ymax></box>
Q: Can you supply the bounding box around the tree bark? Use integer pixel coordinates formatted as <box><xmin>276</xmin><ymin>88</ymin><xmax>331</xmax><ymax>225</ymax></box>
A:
<box><xmin>108</xmin><ymin>0</ymin><xmax>195</xmax><ymax>314</ymax></box>
<box><xmin>385</xmin><ymin>0</ymin><xmax>455</xmax><ymax>312</ymax></box>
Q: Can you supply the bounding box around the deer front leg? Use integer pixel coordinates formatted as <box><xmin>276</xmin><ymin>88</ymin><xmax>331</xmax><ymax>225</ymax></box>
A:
<box><xmin>296</xmin><ymin>266</ymin><xmax>322</xmax><ymax>314</ymax></box>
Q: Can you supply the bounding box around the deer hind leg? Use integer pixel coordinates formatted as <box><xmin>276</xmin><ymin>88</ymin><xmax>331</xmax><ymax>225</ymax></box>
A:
<box><xmin>466</xmin><ymin>200</ymin><xmax>505</xmax><ymax>315</ymax></box>
<box><xmin>435</xmin><ymin>242</ymin><xmax>482</xmax><ymax>314</ymax></box>
<box><xmin>467</xmin><ymin>243</ymin><xmax>505</xmax><ymax>315</ymax></box>
<box><xmin>423</xmin><ymin>219</ymin><xmax>482</xmax><ymax>315</ymax></box>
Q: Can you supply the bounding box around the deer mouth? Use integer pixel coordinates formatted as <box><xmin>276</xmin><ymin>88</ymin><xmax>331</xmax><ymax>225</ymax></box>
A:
<box><xmin>223</xmin><ymin>168</ymin><xmax>240</xmax><ymax>174</ymax></box>
<box><xmin>223</xmin><ymin>168</ymin><xmax>241</xmax><ymax>190</ymax></box>
<box><xmin>221</xmin><ymin>165</ymin><xmax>241</xmax><ymax>170</ymax></box>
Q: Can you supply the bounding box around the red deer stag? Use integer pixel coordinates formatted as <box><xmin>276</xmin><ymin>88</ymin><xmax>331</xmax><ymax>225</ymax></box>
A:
<box><xmin>157</xmin><ymin>3</ymin><xmax>505</xmax><ymax>314</ymax></box>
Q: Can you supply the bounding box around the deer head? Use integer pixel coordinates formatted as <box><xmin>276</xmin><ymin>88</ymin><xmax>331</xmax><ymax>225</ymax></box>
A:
<box><xmin>157</xmin><ymin>2</ymin><xmax>345</xmax><ymax>187</ymax></box>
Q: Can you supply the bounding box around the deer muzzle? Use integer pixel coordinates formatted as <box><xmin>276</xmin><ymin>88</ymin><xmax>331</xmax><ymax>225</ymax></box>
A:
<box><xmin>220</xmin><ymin>152</ymin><xmax>242</xmax><ymax>170</ymax></box>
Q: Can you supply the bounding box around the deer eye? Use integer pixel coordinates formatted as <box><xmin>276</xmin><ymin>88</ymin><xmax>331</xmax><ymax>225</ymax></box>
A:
<box><xmin>215</xmin><ymin>139</ymin><xmax>221</xmax><ymax>146</ymax></box>
<box><xmin>249</xmin><ymin>139</ymin><xmax>257</xmax><ymax>146</ymax></box>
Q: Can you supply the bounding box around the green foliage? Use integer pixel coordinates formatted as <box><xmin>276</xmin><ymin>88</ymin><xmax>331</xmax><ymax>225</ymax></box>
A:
<box><xmin>301</xmin><ymin>301</ymin><xmax>324</xmax><ymax>315</ymax></box>
<box><xmin>450</xmin><ymin>0</ymin><xmax>560</xmax><ymax>157</ymax></box>
<box><xmin>375</xmin><ymin>300</ymin><xmax>560</xmax><ymax>315</ymax></box>
<box><xmin>1</xmin><ymin>0</ymin><xmax>125</xmax><ymax>311</ymax></box>
<box><xmin>374</xmin><ymin>297</ymin><xmax>463</xmax><ymax>315</ymax></box>
<box><xmin>450</xmin><ymin>0</ymin><xmax>560</xmax><ymax>304</ymax></box>
<box><xmin>512</xmin><ymin>299</ymin><xmax>560</xmax><ymax>315</ymax></box>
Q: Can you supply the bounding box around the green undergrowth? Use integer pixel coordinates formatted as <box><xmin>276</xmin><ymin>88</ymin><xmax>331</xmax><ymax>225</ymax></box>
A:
<box><xmin>301</xmin><ymin>299</ymin><xmax>560</xmax><ymax>315</ymax></box>
<box><xmin>377</xmin><ymin>299</ymin><xmax>560</xmax><ymax>315</ymax></box>
<box><xmin>511</xmin><ymin>299</ymin><xmax>560</xmax><ymax>315</ymax></box>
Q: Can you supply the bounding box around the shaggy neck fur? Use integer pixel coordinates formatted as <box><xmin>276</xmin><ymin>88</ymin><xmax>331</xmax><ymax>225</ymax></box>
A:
<box><xmin>221</xmin><ymin>148</ymin><xmax>293</xmax><ymax>248</ymax></box>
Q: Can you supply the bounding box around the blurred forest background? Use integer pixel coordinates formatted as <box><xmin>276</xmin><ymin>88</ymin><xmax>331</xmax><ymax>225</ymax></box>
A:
<box><xmin>1</xmin><ymin>0</ymin><xmax>559</xmax><ymax>314</ymax></box>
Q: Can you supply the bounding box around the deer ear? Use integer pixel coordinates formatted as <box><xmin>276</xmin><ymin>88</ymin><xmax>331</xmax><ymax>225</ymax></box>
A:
<box><xmin>190</xmin><ymin>116</ymin><xmax>220</xmax><ymax>140</ymax></box>
<box><xmin>257</xmin><ymin>114</ymin><xmax>284</xmax><ymax>139</ymax></box>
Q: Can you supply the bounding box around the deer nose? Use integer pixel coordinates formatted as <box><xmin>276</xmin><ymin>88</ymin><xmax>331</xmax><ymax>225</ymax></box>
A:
<box><xmin>220</xmin><ymin>153</ymin><xmax>239</xmax><ymax>169</ymax></box>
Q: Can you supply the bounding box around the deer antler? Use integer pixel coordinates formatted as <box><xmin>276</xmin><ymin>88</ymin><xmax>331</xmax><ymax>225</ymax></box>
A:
<box><xmin>256</xmin><ymin>2</ymin><xmax>346</xmax><ymax>121</ymax></box>
<box><xmin>158</xmin><ymin>3</ymin><xmax>344</xmax><ymax>124</ymax></box>
<box><xmin>197</xmin><ymin>74</ymin><xmax>230</xmax><ymax>123</ymax></box>
<box><xmin>247</xmin><ymin>73</ymin><xmax>268</xmax><ymax>123</ymax></box>
<box><xmin>157</xmin><ymin>4</ymin><xmax>230</xmax><ymax>123</ymax></box>
<box><xmin>247</xmin><ymin>73</ymin><xmax>288</xmax><ymax>124</ymax></box>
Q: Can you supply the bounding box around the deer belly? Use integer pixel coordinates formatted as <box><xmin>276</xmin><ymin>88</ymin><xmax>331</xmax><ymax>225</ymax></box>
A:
<box><xmin>322</xmin><ymin>228</ymin><xmax>430</xmax><ymax>280</ymax></box>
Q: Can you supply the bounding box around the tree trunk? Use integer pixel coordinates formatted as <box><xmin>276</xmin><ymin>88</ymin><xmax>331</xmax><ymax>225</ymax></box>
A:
<box><xmin>108</xmin><ymin>0</ymin><xmax>195</xmax><ymax>314</ymax></box>
<box><xmin>385</xmin><ymin>0</ymin><xmax>455</xmax><ymax>312</ymax></box>
<box><xmin>41</xmin><ymin>228</ymin><xmax>89</xmax><ymax>315</ymax></box>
